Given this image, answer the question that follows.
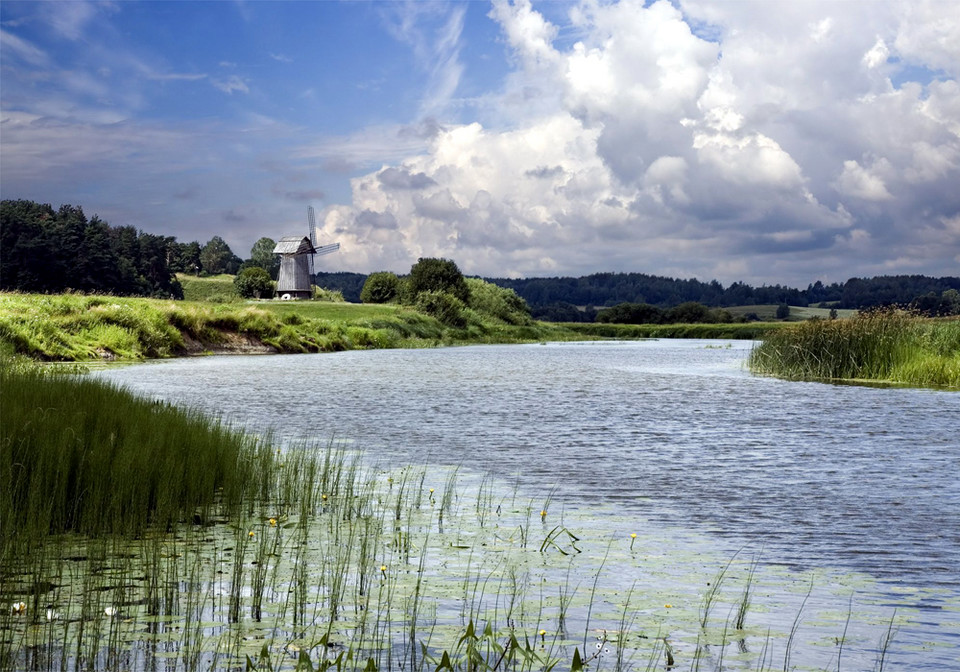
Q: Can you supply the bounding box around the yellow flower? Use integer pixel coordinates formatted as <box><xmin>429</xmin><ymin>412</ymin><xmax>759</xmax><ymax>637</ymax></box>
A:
<box><xmin>539</xmin><ymin>629</ymin><xmax>546</xmax><ymax>636</ymax></box>
<box><xmin>380</xmin><ymin>565</ymin><xmax>387</xmax><ymax>573</ymax></box>
<box><xmin>248</xmin><ymin>531</ymin><xmax>255</xmax><ymax>538</ymax></box>
<box><xmin>322</xmin><ymin>493</ymin><xmax>328</xmax><ymax>501</ymax></box>
<box><xmin>664</xmin><ymin>603</ymin><xmax>673</xmax><ymax>608</ymax></box>
<box><xmin>269</xmin><ymin>518</ymin><xmax>277</xmax><ymax>527</ymax></box>
<box><xmin>630</xmin><ymin>533</ymin><xmax>637</xmax><ymax>539</ymax></box>
<box><xmin>429</xmin><ymin>488</ymin><xmax>435</xmax><ymax>494</ymax></box>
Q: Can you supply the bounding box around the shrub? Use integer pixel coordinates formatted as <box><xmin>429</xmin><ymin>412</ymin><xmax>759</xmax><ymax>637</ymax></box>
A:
<box><xmin>360</xmin><ymin>271</ymin><xmax>401</xmax><ymax>304</ymax></box>
<box><xmin>464</xmin><ymin>278</ymin><xmax>531</xmax><ymax>325</ymax></box>
<box><xmin>415</xmin><ymin>290</ymin><xmax>467</xmax><ymax>328</ymax></box>
<box><xmin>234</xmin><ymin>267</ymin><xmax>274</xmax><ymax>299</ymax></box>
<box><xmin>313</xmin><ymin>286</ymin><xmax>345</xmax><ymax>302</ymax></box>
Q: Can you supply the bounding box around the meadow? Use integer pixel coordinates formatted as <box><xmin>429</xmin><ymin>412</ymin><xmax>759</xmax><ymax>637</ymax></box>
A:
<box><xmin>0</xmin><ymin>291</ymin><xmax>581</xmax><ymax>362</ymax></box>
<box><xmin>748</xmin><ymin>310</ymin><xmax>960</xmax><ymax>388</ymax></box>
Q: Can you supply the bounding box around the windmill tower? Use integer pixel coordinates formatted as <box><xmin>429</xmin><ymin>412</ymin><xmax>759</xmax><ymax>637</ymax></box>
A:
<box><xmin>273</xmin><ymin>206</ymin><xmax>340</xmax><ymax>299</ymax></box>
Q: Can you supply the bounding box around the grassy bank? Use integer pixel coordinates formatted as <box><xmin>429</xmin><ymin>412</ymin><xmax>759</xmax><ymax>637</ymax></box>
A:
<box><xmin>0</xmin><ymin>292</ymin><xmax>580</xmax><ymax>362</ymax></box>
<box><xmin>1</xmin><ymin>358</ymin><xmax>907</xmax><ymax>671</ymax></box>
<box><xmin>749</xmin><ymin>310</ymin><xmax>960</xmax><ymax>388</ymax></box>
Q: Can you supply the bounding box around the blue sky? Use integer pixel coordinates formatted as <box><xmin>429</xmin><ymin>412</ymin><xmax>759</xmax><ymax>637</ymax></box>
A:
<box><xmin>2</xmin><ymin>1</ymin><xmax>959</xmax><ymax>286</ymax></box>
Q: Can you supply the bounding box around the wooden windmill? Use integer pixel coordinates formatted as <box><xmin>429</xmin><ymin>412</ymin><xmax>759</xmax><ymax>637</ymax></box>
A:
<box><xmin>273</xmin><ymin>206</ymin><xmax>340</xmax><ymax>299</ymax></box>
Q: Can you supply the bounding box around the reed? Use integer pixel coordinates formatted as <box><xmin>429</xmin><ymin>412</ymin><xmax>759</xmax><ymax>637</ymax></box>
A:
<box><xmin>749</xmin><ymin>310</ymin><xmax>960</xmax><ymax>387</ymax></box>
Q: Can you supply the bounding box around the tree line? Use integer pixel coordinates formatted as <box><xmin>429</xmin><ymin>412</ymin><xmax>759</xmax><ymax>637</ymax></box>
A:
<box><xmin>0</xmin><ymin>200</ymin><xmax>283</xmax><ymax>298</ymax></box>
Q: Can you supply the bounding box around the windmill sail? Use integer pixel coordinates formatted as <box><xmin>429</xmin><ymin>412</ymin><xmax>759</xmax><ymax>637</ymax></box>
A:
<box><xmin>306</xmin><ymin>206</ymin><xmax>339</xmax><ymax>287</ymax></box>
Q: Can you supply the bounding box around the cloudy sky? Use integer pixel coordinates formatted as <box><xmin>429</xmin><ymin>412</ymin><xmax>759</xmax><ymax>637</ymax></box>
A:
<box><xmin>2</xmin><ymin>1</ymin><xmax>958</xmax><ymax>286</ymax></box>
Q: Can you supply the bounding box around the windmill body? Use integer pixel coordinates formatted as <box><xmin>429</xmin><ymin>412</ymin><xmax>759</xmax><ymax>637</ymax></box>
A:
<box><xmin>273</xmin><ymin>207</ymin><xmax>340</xmax><ymax>300</ymax></box>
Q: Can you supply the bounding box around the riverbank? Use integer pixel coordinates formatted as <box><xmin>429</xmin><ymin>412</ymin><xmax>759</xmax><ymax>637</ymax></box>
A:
<box><xmin>748</xmin><ymin>310</ymin><xmax>960</xmax><ymax>388</ymax></box>
<box><xmin>0</xmin><ymin>291</ymin><xmax>779</xmax><ymax>362</ymax></box>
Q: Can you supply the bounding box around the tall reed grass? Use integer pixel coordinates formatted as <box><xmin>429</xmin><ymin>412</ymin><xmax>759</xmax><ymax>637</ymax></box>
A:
<box><xmin>0</xmin><ymin>360</ymin><xmax>276</xmax><ymax>541</ymax></box>
<box><xmin>749</xmin><ymin>310</ymin><xmax>960</xmax><ymax>388</ymax></box>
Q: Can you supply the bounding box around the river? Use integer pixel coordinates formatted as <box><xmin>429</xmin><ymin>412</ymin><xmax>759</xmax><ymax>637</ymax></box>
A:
<box><xmin>97</xmin><ymin>339</ymin><xmax>960</xmax><ymax>669</ymax></box>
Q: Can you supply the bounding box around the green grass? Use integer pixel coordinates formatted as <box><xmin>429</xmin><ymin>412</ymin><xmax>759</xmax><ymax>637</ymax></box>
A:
<box><xmin>749</xmin><ymin>311</ymin><xmax>960</xmax><ymax>388</ymax></box>
<box><xmin>0</xmin><ymin>291</ymin><xmax>592</xmax><ymax>362</ymax></box>
<box><xmin>177</xmin><ymin>273</ymin><xmax>241</xmax><ymax>302</ymax></box>
<box><xmin>0</xmin><ymin>360</ymin><xmax>280</xmax><ymax>540</ymax></box>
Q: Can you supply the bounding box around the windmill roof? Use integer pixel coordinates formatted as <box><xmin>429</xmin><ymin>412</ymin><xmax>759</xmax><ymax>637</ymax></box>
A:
<box><xmin>273</xmin><ymin>236</ymin><xmax>316</xmax><ymax>255</ymax></box>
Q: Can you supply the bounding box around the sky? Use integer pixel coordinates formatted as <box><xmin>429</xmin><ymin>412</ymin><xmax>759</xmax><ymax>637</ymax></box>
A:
<box><xmin>2</xmin><ymin>0</ymin><xmax>959</xmax><ymax>287</ymax></box>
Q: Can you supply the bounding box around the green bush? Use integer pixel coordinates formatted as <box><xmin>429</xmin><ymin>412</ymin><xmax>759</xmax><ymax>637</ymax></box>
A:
<box><xmin>464</xmin><ymin>278</ymin><xmax>531</xmax><ymax>325</ymax></box>
<box><xmin>234</xmin><ymin>267</ymin><xmax>274</xmax><ymax>299</ymax></box>
<box><xmin>415</xmin><ymin>290</ymin><xmax>467</xmax><ymax>328</ymax></box>
<box><xmin>361</xmin><ymin>271</ymin><xmax>401</xmax><ymax>304</ymax></box>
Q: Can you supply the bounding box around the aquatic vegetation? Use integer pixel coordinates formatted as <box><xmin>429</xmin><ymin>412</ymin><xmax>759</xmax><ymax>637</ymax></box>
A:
<box><xmin>0</xmin><ymin>359</ymin><xmax>920</xmax><ymax>671</ymax></box>
<box><xmin>749</xmin><ymin>310</ymin><xmax>960</xmax><ymax>387</ymax></box>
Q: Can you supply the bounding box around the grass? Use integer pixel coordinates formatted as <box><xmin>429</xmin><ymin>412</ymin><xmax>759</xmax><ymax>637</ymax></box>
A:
<box><xmin>178</xmin><ymin>274</ymin><xmax>241</xmax><ymax>303</ymax></box>
<box><xmin>0</xmin><ymin>292</ymin><xmax>583</xmax><ymax>362</ymax></box>
<box><xmin>749</xmin><ymin>310</ymin><xmax>960</xmax><ymax>388</ymax></box>
<box><xmin>0</xmin><ymin>357</ymin><xmax>912</xmax><ymax>671</ymax></box>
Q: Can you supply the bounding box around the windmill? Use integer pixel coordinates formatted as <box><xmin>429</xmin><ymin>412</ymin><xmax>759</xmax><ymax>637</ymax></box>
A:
<box><xmin>273</xmin><ymin>206</ymin><xmax>340</xmax><ymax>299</ymax></box>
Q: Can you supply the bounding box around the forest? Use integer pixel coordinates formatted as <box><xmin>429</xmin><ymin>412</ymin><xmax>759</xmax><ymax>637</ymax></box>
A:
<box><xmin>1</xmin><ymin>200</ymin><xmax>243</xmax><ymax>298</ymax></box>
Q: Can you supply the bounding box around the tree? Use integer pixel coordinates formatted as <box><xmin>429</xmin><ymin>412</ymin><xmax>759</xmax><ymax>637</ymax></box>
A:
<box><xmin>596</xmin><ymin>302</ymin><xmax>664</xmax><ymax>324</ymax></box>
<box><xmin>405</xmin><ymin>257</ymin><xmax>470</xmax><ymax>304</ymax></box>
<box><xmin>776</xmin><ymin>303</ymin><xmax>791</xmax><ymax>319</ymax></box>
<box><xmin>360</xmin><ymin>271</ymin><xmax>401</xmax><ymax>304</ymax></box>
<box><xmin>200</xmin><ymin>236</ymin><xmax>237</xmax><ymax>275</ymax></box>
<box><xmin>234</xmin><ymin>267</ymin><xmax>274</xmax><ymax>299</ymax></box>
<box><xmin>249</xmin><ymin>237</ymin><xmax>280</xmax><ymax>279</ymax></box>
<box><xmin>666</xmin><ymin>301</ymin><xmax>711</xmax><ymax>323</ymax></box>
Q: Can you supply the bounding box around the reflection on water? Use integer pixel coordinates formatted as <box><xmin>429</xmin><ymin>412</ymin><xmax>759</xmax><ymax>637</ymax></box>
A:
<box><xmin>98</xmin><ymin>340</ymin><xmax>960</xmax><ymax>669</ymax></box>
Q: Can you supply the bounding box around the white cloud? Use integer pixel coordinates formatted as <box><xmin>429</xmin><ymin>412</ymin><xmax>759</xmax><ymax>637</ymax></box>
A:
<box><xmin>310</xmin><ymin>0</ymin><xmax>959</xmax><ymax>284</ymax></box>
<box><xmin>835</xmin><ymin>159</ymin><xmax>894</xmax><ymax>201</ymax></box>
<box><xmin>212</xmin><ymin>75</ymin><xmax>250</xmax><ymax>95</ymax></box>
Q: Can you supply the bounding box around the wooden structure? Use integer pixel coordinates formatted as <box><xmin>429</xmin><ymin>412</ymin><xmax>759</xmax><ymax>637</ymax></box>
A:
<box><xmin>273</xmin><ymin>236</ymin><xmax>317</xmax><ymax>300</ymax></box>
<box><xmin>273</xmin><ymin>207</ymin><xmax>340</xmax><ymax>299</ymax></box>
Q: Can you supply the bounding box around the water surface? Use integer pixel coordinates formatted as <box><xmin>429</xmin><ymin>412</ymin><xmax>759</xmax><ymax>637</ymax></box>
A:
<box><xmin>98</xmin><ymin>340</ymin><xmax>960</xmax><ymax>668</ymax></box>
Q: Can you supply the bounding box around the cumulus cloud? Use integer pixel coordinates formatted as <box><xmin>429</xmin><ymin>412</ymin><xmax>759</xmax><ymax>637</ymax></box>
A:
<box><xmin>316</xmin><ymin>0</ymin><xmax>960</xmax><ymax>285</ymax></box>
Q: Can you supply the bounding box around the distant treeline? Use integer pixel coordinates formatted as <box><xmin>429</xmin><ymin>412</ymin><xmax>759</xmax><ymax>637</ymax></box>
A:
<box><xmin>1</xmin><ymin>200</ymin><xmax>246</xmax><ymax>298</ymax></box>
<box><xmin>316</xmin><ymin>271</ymin><xmax>960</xmax><ymax>320</ymax></box>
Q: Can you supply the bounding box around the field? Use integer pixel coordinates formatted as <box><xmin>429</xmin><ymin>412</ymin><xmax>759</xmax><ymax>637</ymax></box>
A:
<box><xmin>0</xmin><ymin>291</ymin><xmax>580</xmax><ymax>362</ymax></box>
<box><xmin>724</xmin><ymin>304</ymin><xmax>856</xmax><ymax>321</ymax></box>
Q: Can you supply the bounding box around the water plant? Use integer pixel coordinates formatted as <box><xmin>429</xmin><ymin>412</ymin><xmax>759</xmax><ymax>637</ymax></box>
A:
<box><xmin>749</xmin><ymin>309</ymin><xmax>960</xmax><ymax>387</ymax></box>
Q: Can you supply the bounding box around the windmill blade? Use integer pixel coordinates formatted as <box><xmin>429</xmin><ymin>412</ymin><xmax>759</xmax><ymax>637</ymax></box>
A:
<box><xmin>313</xmin><ymin>242</ymin><xmax>340</xmax><ymax>257</ymax></box>
<box><xmin>307</xmin><ymin>206</ymin><xmax>318</xmax><ymax>247</ymax></box>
